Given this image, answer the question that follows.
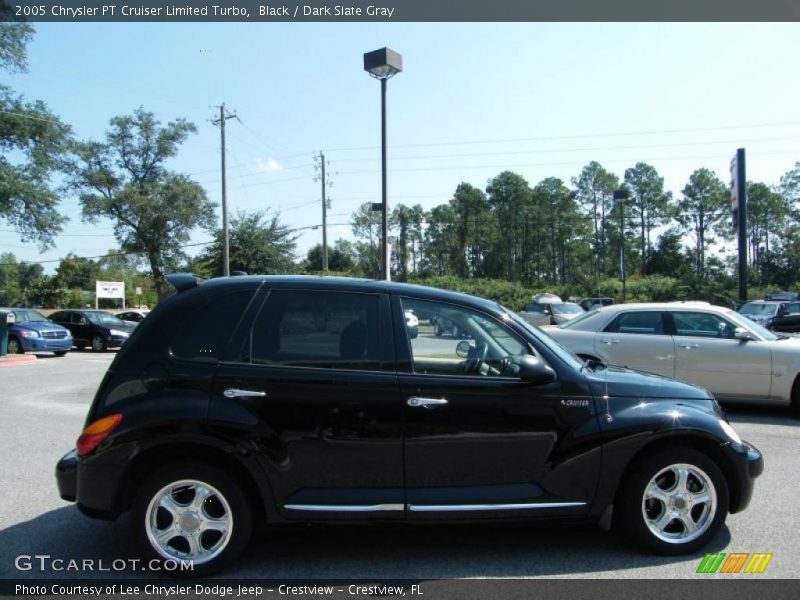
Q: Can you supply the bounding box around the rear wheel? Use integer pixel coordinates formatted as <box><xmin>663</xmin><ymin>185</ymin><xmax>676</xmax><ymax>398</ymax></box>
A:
<box><xmin>618</xmin><ymin>448</ymin><xmax>728</xmax><ymax>555</ymax></box>
<box><xmin>6</xmin><ymin>336</ymin><xmax>22</xmax><ymax>354</ymax></box>
<box><xmin>133</xmin><ymin>462</ymin><xmax>253</xmax><ymax>576</ymax></box>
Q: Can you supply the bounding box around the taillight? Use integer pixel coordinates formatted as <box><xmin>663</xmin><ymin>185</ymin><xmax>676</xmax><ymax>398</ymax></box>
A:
<box><xmin>76</xmin><ymin>414</ymin><xmax>123</xmax><ymax>456</ymax></box>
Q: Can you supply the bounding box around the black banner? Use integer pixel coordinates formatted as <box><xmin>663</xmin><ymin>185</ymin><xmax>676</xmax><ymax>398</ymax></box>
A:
<box><xmin>2</xmin><ymin>0</ymin><xmax>800</xmax><ymax>22</ymax></box>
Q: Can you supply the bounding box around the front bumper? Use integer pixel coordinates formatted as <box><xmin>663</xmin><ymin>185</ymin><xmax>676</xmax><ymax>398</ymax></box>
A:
<box><xmin>22</xmin><ymin>336</ymin><xmax>73</xmax><ymax>352</ymax></box>
<box><xmin>107</xmin><ymin>335</ymin><xmax>129</xmax><ymax>348</ymax></box>
<box><xmin>728</xmin><ymin>440</ymin><xmax>764</xmax><ymax>513</ymax></box>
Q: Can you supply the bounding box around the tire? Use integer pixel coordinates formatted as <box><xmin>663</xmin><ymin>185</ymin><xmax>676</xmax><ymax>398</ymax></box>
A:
<box><xmin>133</xmin><ymin>462</ymin><xmax>253</xmax><ymax>577</ymax></box>
<box><xmin>91</xmin><ymin>335</ymin><xmax>106</xmax><ymax>353</ymax></box>
<box><xmin>617</xmin><ymin>447</ymin><xmax>729</xmax><ymax>555</ymax></box>
<box><xmin>54</xmin><ymin>351</ymin><xmax>68</xmax><ymax>357</ymax></box>
<box><xmin>6</xmin><ymin>336</ymin><xmax>22</xmax><ymax>354</ymax></box>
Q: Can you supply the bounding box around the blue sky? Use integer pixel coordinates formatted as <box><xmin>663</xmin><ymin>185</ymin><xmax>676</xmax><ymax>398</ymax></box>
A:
<box><xmin>3</xmin><ymin>22</ymin><xmax>800</xmax><ymax>271</ymax></box>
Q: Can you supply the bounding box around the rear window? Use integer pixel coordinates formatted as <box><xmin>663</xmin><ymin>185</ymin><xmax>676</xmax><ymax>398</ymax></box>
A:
<box><xmin>171</xmin><ymin>290</ymin><xmax>257</xmax><ymax>362</ymax></box>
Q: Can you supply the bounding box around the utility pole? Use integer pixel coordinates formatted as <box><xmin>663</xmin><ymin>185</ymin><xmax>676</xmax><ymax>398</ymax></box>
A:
<box><xmin>314</xmin><ymin>152</ymin><xmax>333</xmax><ymax>273</ymax></box>
<box><xmin>212</xmin><ymin>103</ymin><xmax>237</xmax><ymax>276</ymax></box>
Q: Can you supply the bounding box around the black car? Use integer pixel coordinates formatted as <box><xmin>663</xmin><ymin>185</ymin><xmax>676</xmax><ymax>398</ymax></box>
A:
<box><xmin>56</xmin><ymin>274</ymin><xmax>763</xmax><ymax>575</ymax></box>
<box><xmin>738</xmin><ymin>300</ymin><xmax>800</xmax><ymax>332</ymax></box>
<box><xmin>49</xmin><ymin>309</ymin><xmax>135</xmax><ymax>352</ymax></box>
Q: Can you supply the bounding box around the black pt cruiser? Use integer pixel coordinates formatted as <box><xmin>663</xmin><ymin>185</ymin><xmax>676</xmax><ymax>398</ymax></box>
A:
<box><xmin>56</xmin><ymin>274</ymin><xmax>763</xmax><ymax>575</ymax></box>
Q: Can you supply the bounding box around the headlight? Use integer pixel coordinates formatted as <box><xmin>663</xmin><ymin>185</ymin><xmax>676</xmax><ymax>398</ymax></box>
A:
<box><xmin>720</xmin><ymin>420</ymin><xmax>742</xmax><ymax>445</ymax></box>
<box><xmin>109</xmin><ymin>329</ymin><xmax>129</xmax><ymax>337</ymax></box>
<box><xmin>19</xmin><ymin>329</ymin><xmax>40</xmax><ymax>338</ymax></box>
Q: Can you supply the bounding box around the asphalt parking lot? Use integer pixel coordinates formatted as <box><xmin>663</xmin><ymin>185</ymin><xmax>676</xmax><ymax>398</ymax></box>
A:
<box><xmin>0</xmin><ymin>350</ymin><xmax>797</xmax><ymax>579</ymax></box>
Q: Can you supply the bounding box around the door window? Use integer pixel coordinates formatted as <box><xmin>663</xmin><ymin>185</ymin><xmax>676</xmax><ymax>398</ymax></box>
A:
<box><xmin>250</xmin><ymin>290</ymin><xmax>381</xmax><ymax>371</ymax></box>
<box><xmin>604</xmin><ymin>311</ymin><xmax>665</xmax><ymax>335</ymax></box>
<box><xmin>671</xmin><ymin>311</ymin><xmax>736</xmax><ymax>339</ymax></box>
<box><xmin>401</xmin><ymin>298</ymin><xmax>531</xmax><ymax>378</ymax></box>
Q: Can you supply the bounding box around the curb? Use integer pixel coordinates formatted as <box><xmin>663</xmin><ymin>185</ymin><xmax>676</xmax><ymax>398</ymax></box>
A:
<box><xmin>0</xmin><ymin>354</ymin><xmax>38</xmax><ymax>367</ymax></box>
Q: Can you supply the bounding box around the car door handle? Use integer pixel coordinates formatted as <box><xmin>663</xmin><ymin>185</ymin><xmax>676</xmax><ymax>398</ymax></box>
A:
<box><xmin>601</xmin><ymin>339</ymin><xmax>621</xmax><ymax>345</ymax></box>
<box><xmin>224</xmin><ymin>388</ymin><xmax>267</xmax><ymax>398</ymax></box>
<box><xmin>407</xmin><ymin>396</ymin><xmax>448</xmax><ymax>409</ymax></box>
<box><xmin>678</xmin><ymin>343</ymin><xmax>699</xmax><ymax>349</ymax></box>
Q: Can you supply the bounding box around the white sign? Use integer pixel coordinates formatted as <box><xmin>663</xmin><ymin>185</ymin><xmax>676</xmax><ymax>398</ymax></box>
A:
<box><xmin>96</xmin><ymin>281</ymin><xmax>125</xmax><ymax>299</ymax></box>
<box><xmin>730</xmin><ymin>154</ymin><xmax>739</xmax><ymax>211</ymax></box>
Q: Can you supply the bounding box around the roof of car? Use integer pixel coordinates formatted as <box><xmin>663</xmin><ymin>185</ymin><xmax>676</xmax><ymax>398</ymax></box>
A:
<box><xmin>591</xmin><ymin>302</ymin><xmax>731</xmax><ymax>313</ymax></box>
<box><xmin>175</xmin><ymin>274</ymin><xmax>502</xmax><ymax>312</ymax></box>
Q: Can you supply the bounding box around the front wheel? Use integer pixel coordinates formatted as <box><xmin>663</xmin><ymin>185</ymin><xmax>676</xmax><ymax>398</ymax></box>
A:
<box><xmin>6</xmin><ymin>337</ymin><xmax>22</xmax><ymax>354</ymax></box>
<box><xmin>133</xmin><ymin>462</ymin><xmax>253</xmax><ymax>576</ymax></box>
<box><xmin>617</xmin><ymin>448</ymin><xmax>729</xmax><ymax>555</ymax></box>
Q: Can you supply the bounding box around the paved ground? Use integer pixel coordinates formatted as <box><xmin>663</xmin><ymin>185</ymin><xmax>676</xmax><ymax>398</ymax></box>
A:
<box><xmin>0</xmin><ymin>350</ymin><xmax>797</xmax><ymax>579</ymax></box>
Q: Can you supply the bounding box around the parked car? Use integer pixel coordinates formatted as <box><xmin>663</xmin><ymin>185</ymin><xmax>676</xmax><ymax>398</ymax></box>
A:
<box><xmin>49</xmin><ymin>309</ymin><xmax>135</xmax><ymax>352</ymax></box>
<box><xmin>404</xmin><ymin>309</ymin><xmax>419</xmax><ymax>339</ymax></box>
<box><xmin>115</xmin><ymin>309</ymin><xmax>151</xmax><ymax>327</ymax></box>
<box><xmin>739</xmin><ymin>300</ymin><xmax>800</xmax><ymax>332</ymax></box>
<box><xmin>519</xmin><ymin>293</ymin><xmax>585</xmax><ymax>327</ymax></box>
<box><xmin>545</xmin><ymin>302</ymin><xmax>800</xmax><ymax>411</ymax></box>
<box><xmin>1</xmin><ymin>307</ymin><xmax>73</xmax><ymax>356</ymax></box>
<box><xmin>56</xmin><ymin>274</ymin><xmax>762</xmax><ymax>574</ymax></box>
<box><xmin>579</xmin><ymin>297</ymin><xmax>615</xmax><ymax>311</ymax></box>
<box><xmin>764</xmin><ymin>291</ymin><xmax>799</xmax><ymax>301</ymax></box>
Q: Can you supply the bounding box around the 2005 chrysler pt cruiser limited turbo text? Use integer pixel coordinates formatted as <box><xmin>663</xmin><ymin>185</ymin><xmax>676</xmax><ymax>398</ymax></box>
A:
<box><xmin>56</xmin><ymin>274</ymin><xmax>763</xmax><ymax>574</ymax></box>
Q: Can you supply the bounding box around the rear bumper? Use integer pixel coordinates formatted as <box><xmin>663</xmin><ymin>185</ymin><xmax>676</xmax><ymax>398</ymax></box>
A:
<box><xmin>728</xmin><ymin>440</ymin><xmax>763</xmax><ymax>513</ymax></box>
<box><xmin>55</xmin><ymin>449</ymin><xmax>77</xmax><ymax>502</ymax></box>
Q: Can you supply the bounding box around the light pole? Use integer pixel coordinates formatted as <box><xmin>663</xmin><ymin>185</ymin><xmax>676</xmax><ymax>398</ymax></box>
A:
<box><xmin>613</xmin><ymin>189</ymin><xmax>629</xmax><ymax>303</ymax></box>
<box><xmin>363</xmin><ymin>47</ymin><xmax>402</xmax><ymax>281</ymax></box>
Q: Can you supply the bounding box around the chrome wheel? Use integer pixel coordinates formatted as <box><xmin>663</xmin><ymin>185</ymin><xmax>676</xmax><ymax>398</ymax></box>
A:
<box><xmin>145</xmin><ymin>479</ymin><xmax>233</xmax><ymax>565</ymax></box>
<box><xmin>642</xmin><ymin>463</ymin><xmax>716</xmax><ymax>544</ymax></box>
<box><xmin>7</xmin><ymin>337</ymin><xmax>21</xmax><ymax>354</ymax></box>
<box><xmin>91</xmin><ymin>335</ymin><xmax>104</xmax><ymax>352</ymax></box>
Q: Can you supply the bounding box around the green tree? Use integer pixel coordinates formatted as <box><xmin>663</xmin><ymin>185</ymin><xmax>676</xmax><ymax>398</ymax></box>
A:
<box><xmin>676</xmin><ymin>168</ymin><xmax>729</xmax><ymax>279</ymax></box>
<box><xmin>305</xmin><ymin>239</ymin><xmax>356</xmax><ymax>272</ymax></box>
<box><xmin>623</xmin><ymin>162</ymin><xmax>673</xmax><ymax>272</ymax></box>
<box><xmin>390</xmin><ymin>204</ymin><xmax>414</xmax><ymax>280</ymax></box>
<box><xmin>0</xmin><ymin>252</ymin><xmax>21</xmax><ymax>305</ymax></box>
<box><xmin>746</xmin><ymin>182</ymin><xmax>792</xmax><ymax>284</ymax></box>
<box><xmin>25</xmin><ymin>275</ymin><xmax>67</xmax><ymax>308</ymax></box>
<box><xmin>572</xmin><ymin>162</ymin><xmax>619</xmax><ymax>281</ymax></box>
<box><xmin>351</xmin><ymin>202</ymin><xmax>382</xmax><ymax>278</ymax></box>
<box><xmin>486</xmin><ymin>171</ymin><xmax>532</xmax><ymax>280</ymax></box>
<box><xmin>449</xmin><ymin>183</ymin><xmax>494</xmax><ymax>278</ymax></box>
<box><xmin>55</xmin><ymin>252</ymin><xmax>100</xmax><ymax>290</ymax></box>
<box><xmin>422</xmin><ymin>204</ymin><xmax>458</xmax><ymax>277</ymax></box>
<box><xmin>199</xmin><ymin>210</ymin><xmax>297</xmax><ymax>276</ymax></box>
<box><xmin>1</xmin><ymin>24</ymin><xmax>73</xmax><ymax>249</ymax></box>
<box><xmin>70</xmin><ymin>108</ymin><xmax>216</xmax><ymax>299</ymax></box>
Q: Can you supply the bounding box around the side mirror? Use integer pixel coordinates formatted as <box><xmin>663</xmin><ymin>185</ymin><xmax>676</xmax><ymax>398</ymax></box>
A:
<box><xmin>734</xmin><ymin>327</ymin><xmax>755</xmax><ymax>341</ymax></box>
<box><xmin>518</xmin><ymin>355</ymin><xmax>557</xmax><ymax>384</ymax></box>
<box><xmin>455</xmin><ymin>340</ymin><xmax>471</xmax><ymax>358</ymax></box>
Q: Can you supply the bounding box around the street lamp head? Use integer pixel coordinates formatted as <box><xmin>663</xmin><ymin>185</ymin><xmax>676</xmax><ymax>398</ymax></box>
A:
<box><xmin>364</xmin><ymin>47</ymin><xmax>403</xmax><ymax>80</ymax></box>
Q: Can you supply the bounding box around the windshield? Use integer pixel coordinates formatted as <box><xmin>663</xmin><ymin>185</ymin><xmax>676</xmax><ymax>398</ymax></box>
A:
<box><xmin>552</xmin><ymin>303</ymin><xmax>584</xmax><ymax>315</ymax></box>
<box><xmin>740</xmin><ymin>303</ymin><xmax>778</xmax><ymax>316</ymax></box>
<box><xmin>725</xmin><ymin>310</ymin><xmax>779</xmax><ymax>341</ymax></box>
<box><xmin>503</xmin><ymin>307</ymin><xmax>584</xmax><ymax>369</ymax></box>
<box><xmin>87</xmin><ymin>312</ymin><xmax>126</xmax><ymax>327</ymax></box>
<box><xmin>12</xmin><ymin>310</ymin><xmax>49</xmax><ymax>323</ymax></box>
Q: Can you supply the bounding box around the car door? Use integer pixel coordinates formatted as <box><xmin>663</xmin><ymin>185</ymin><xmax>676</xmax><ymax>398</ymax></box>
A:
<box><xmin>70</xmin><ymin>312</ymin><xmax>93</xmax><ymax>345</ymax></box>
<box><xmin>594</xmin><ymin>310</ymin><xmax>675</xmax><ymax>378</ymax></box>
<box><xmin>211</xmin><ymin>287</ymin><xmax>404</xmax><ymax>520</ymax></box>
<box><xmin>396</xmin><ymin>295</ymin><xmax>599</xmax><ymax>520</ymax></box>
<box><xmin>774</xmin><ymin>302</ymin><xmax>800</xmax><ymax>332</ymax></box>
<box><xmin>670</xmin><ymin>310</ymin><xmax>773</xmax><ymax>402</ymax></box>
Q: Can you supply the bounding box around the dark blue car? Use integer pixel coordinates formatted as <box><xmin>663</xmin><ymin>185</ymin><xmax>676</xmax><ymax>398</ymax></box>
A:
<box><xmin>3</xmin><ymin>308</ymin><xmax>73</xmax><ymax>356</ymax></box>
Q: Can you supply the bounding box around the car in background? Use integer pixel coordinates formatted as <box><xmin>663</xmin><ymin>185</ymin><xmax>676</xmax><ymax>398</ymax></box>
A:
<box><xmin>115</xmin><ymin>309</ymin><xmax>151</xmax><ymax>327</ymax></box>
<box><xmin>404</xmin><ymin>309</ymin><xmax>419</xmax><ymax>339</ymax></box>
<box><xmin>545</xmin><ymin>302</ymin><xmax>800</xmax><ymax>412</ymax></box>
<box><xmin>739</xmin><ymin>300</ymin><xmax>800</xmax><ymax>332</ymax></box>
<box><xmin>519</xmin><ymin>293</ymin><xmax>585</xmax><ymax>327</ymax></box>
<box><xmin>49</xmin><ymin>309</ymin><xmax>135</xmax><ymax>352</ymax></box>
<box><xmin>578</xmin><ymin>297</ymin><xmax>615</xmax><ymax>311</ymax></box>
<box><xmin>2</xmin><ymin>308</ymin><xmax>73</xmax><ymax>356</ymax></box>
<box><xmin>764</xmin><ymin>291</ymin><xmax>800</xmax><ymax>301</ymax></box>
<box><xmin>431</xmin><ymin>314</ymin><xmax>468</xmax><ymax>338</ymax></box>
<box><xmin>55</xmin><ymin>273</ymin><xmax>762</xmax><ymax>574</ymax></box>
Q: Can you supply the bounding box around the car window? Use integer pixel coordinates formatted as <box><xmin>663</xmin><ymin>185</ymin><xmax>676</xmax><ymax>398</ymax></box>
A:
<box><xmin>671</xmin><ymin>311</ymin><xmax>735</xmax><ymax>339</ymax></box>
<box><xmin>604</xmin><ymin>311</ymin><xmax>665</xmax><ymax>335</ymax></box>
<box><xmin>786</xmin><ymin>303</ymin><xmax>800</xmax><ymax>314</ymax></box>
<box><xmin>401</xmin><ymin>298</ymin><xmax>531</xmax><ymax>378</ymax></box>
<box><xmin>171</xmin><ymin>290</ymin><xmax>257</xmax><ymax>362</ymax></box>
<box><xmin>49</xmin><ymin>311</ymin><xmax>67</xmax><ymax>322</ymax></box>
<box><xmin>70</xmin><ymin>313</ymin><xmax>86</xmax><ymax>325</ymax></box>
<box><xmin>250</xmin><ymin>290</ymin><xmax>380</xmax><ymax>371</ymax></box>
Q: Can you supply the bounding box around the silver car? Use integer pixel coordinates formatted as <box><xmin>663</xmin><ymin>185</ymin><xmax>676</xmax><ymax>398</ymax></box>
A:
<box><xmin>544</xmin><ymin>302</ymin><xmax>800</xmax><ymax>411</ymax></box>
